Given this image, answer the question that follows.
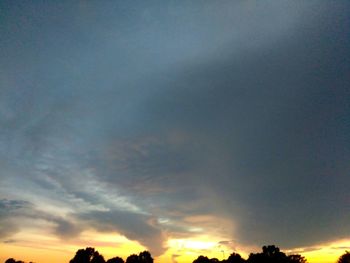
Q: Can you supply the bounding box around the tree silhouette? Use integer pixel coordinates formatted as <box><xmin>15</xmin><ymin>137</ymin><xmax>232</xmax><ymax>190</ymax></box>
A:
<box><xmin>126</xmin><ymin>254</ymin><xmax>139</xmax><ymax>263</ymax></box>
<box><xmin>106</xmin><ymin>257</ymin><xmax>124</xmax><ymax>263</ymax></box>
<box><xmin>5</xmin><ymin>245</ymin><xmax>313</xmax><ymax>263</ymax></box>
<box><xmin>91</xmin><ymin>253</ymin><xmax>106</xmax><ymax>263</ymax></box>
<box><xmin>262</xmin><ymin>245</ymin><xmax>285</xmax><ymax>258</ymax></box>
<box><xmin>227</xmin><ymin>252</ymin><xmax>245</xmax><ymax>263</ymax></box>
<box><xmin>248</xmin><ymin>245</ymin><xmax>288</xmax><ymax>263</ymax></box>
<box><xmin>338</xmin><ymin>251</ymin><xmax>350</xmax><ymax>263</ymax></box>
<box><xmin>5</xmin><ymin>259</ymin><xmax>25</xmax><ymax>263</ymax></box>
<box><xmin>193</xmin><ymin>255</ymin><xmax>212</xmax><ymax>263</ymax></box>
<box><xmin>70</xmin><ymin>247</ymin><xmax>95</xmax><ymax>263</ymax></box>
<box><xmin>139</xmin><ymin>251</ymin><xmax>153</xmax><ymax>263</ymax></box>
<box><xmin>70</xmin><ymin>247</ymin><xmax>105</xmax><ymax>263</ymax></box>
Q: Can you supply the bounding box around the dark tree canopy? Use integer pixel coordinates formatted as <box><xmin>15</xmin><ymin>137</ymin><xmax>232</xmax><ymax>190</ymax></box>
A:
<box><xmin>139</xmin><ymin>251</ymin><xmax>153</xmax><ymax>263</ymax></box>
<box><xmin>70</xmin><ymin>247</ymin><xmax>105</xmax><ymax>263</ymax></box>
<box><xmin>5</xmin><ymin>259</ymin><xmax>25</xmax><ymax>263</ymax></box>
<box><xmin>70</xmin><ymin>247</ymin><xmax>95</xmax><ymax>263</ymax></box>
<box><xmin>91</xmin><ymin>253</ymin><xmax>106</xmax><ymax>263</ymax></box>
<box><xmin>192</xmin><ymin>255</ymin><xmax>222</xmax><ymax>263</ymax></box>
<box><xmin>126</xmin><ymin>254</ymin><xmax>139</xmax><ymax>263</ymax></box>
<box><xmin>245</xmin><ymin>245</ymin><xmax>308</xmax><ymax>263</ymax></box>
<box><xmin>5</xmin><ymin>245</ymin><xmax>311</xmax><ymax>263</ymax></box>
<box><xmin>67</xmin><ymin>248</ymin><xmax>154</xmax><ymax>263</ymax></box>
<box><xmin>338</xmin><ymin>251</ymin><xmax>350</xmax><ymax>263</ymax></box>
<box><xmin>248</xmin><ymin>245</ymin><xmax>289</xmax><ymax>263</ymax></box>
<box><xmin>106</xmin><ymin>257</ymin><xmax>124</xmax><ymax>263</ymax></box>
<box><xmin>193</xmin><ymin>255</ymin><xmax>212</xmax><ymax>263</ymax></box>
<box><xmin>124</xmin><ymin>251</ymin><xmax>154</xmax><ymax>263</ymax></box>
<box><xmin>227</xmin><ymin>252</ymin><xmax>245</xmax><ymax>263</ymax></box>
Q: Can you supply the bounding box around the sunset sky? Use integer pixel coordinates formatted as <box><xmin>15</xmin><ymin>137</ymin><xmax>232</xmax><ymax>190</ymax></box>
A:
<box><xmin>0</xmin><ymin>1</ymin><xmax>349</xmax><ymax>263</ymax></box>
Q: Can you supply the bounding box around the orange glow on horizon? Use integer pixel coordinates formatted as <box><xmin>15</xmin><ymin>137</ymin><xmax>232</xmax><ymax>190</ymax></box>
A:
<box><xmin>0</xmin><ymin>230</ymin><xmax>146</xmax><ymax>263</ymax></box>
<box><xmin>298</xmin><ymin>239</ymin><xmax>350</xmax><ymax>263</ymax></box>
<box><xmin>1</xmin><ymin>230</ymin><xmax>349</xmax><ymax>263</ymax></box>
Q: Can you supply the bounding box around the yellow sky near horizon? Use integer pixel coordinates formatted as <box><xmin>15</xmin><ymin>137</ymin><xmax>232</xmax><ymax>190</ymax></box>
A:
<box><xmin>0</xmin><ymin>230</ymin><xmax>348</xmax><ymax>263</ymax></box>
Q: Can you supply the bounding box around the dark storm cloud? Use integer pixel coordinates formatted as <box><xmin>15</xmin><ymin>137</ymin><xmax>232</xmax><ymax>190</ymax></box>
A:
<box><xmin>0</xmin><ymin>0</ymin><xmax>349</xmax><ymax>255</ymax></box>
<box><xmin>128</xmin><ymin>1</ymin><xmax>350</xmax><ymax>248</ymax></box>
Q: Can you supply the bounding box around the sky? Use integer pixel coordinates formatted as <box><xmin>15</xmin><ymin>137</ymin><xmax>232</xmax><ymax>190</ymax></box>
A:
<box><xmin>0</xmin><ymin>1</ymin><xmax>350</xmax><ymax>263</ymax></box>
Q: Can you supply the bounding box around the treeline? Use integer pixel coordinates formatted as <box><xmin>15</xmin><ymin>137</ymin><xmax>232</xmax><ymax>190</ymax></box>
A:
<box><xmin>69</xmin><ymin>248</ymin><xmax>152</xmax><ymax>263</ymax></box>
<box><xmin>193</xmin><ymin>245</ymin><xmax>304</xmax><ymax>263</ymax></box>
<box><xmin>4</xmin><ymin>246</ymin><xmax>350</xmax><ymax>263</ymax></box>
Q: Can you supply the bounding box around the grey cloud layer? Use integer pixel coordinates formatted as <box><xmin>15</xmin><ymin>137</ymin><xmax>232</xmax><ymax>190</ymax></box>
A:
<box><xmin>0</xmin><ymin>0</ymin><xmax>349</xmax><ymax>254</ymax></box>
<box><xmin>78</xmin><ymin>210</ymin><xmax>164</xmax><ymax>255</ymax></box>
<box><xmin>0</xmin><ymin>199</ymin><xmax>80</xmax><ymax>239</ymax></box>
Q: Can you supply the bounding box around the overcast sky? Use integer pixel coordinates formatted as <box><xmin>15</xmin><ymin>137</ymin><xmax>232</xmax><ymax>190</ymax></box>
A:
<box><xmin>0</xmin><ymin>0</ymin><xmax>349</xmax><ymax>261</ymax></box>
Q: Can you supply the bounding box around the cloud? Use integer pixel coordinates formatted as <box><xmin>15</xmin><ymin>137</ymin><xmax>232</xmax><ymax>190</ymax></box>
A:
<box><xmin>0</xmin><ymin>199</ymin><xmax>31</xmax><ymax>239</ymax></box>
<box><xmin>3</xmin><ymin>239</ymin><xmax>17</xmax><ymax>244</ymax></box>
<box><xmin>127</xmin><ymin>1</ymin><xmax>350</xmax><ymax>248</ymax></box>
<box><xmin>77</xmin><ymin>210</ymin><xmax>166</xmax><ymax>256</ymax></box>
<box><xmin>218</xmin><ymin>240</ymin><xmax>237</xmax><ymax>251</ymax></box>
<box><xmin>0</xmin><ymin>0</ymin><xmax>349</xmax><ymax>258</ymax></box>
<box><xmin>287</xmin><ymin>246</ymin><xmax>323</xmax><ymax>254</ymax></box>
<box><xmin>0</xmin><ymin>220</ymin><xmax>19</xmax><ymax>240</ymax></box>
<box><xmin>0</xmin><ymin>198</ymin><xmax>165</xmax><ymax>255</ymax></box>
<box><xmin>0</xmin><ymin>199</ymin><xmax>81</xmax><ymax>240</ymax></box>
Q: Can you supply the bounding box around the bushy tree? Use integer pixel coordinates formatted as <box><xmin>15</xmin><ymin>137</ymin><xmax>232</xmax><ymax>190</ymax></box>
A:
<box><xmin>70</xmin><ymin>247</ymin><xmax>95</xmax><ymax>263</ymax></box>
<box><xmin>124</xmin><ymin>251</ymin><xmax>153</xmax><ymax>263</ymax></box>
<box><xmin>193</xmin><ymin>255</ymin><xmax>212</xmax><ymax>263</ymax></box>
<box><xmin>248</xmin><ymin>245</ymin><xmax>288</xmax><ymax>263</ymax></box>
<box><xmin>91</xmin><ymin>253</ymin><xmax>106</xmax><ymax>263</ymax></box>
<box><xmin>227</xmin><ymin>252</ymin><xmax>245</xmax><ymax>263</ymax></box>
<box><xmin>70</xmin><ymin>247</ymin><xmax>105</xmax><ymax>263</ymax></box>
<box><xmin>106</xmin><ymin>257</ymin><xmax>124</xmax><ymax>263</ymax></box>
<box><xmin>139</xmin><ymin>251</ymin><xmax>153</xmax><ymax>263</ymax></box>
<box><xmin>5</xmin><ymin>259</ymin><xmax>25</xmax><ymax>263</ymax></box>
<box><xmin>338</xmin><ymin>251</ymin><xmax>350</xmax><ymax>263</ymax></box>
<box><xmin>126</xmin><ymin>254</ymin><xmax>139</xmax><ymax>263</ymax></box>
